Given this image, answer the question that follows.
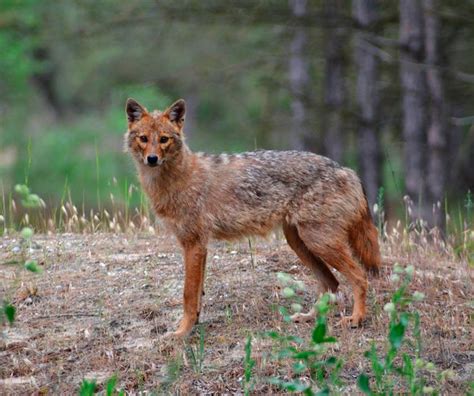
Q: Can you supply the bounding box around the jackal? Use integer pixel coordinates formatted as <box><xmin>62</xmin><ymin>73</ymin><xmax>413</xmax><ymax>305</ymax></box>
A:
<box><xmin>125</xmin><ymin>98</ymin><xmax>381</xmax><ymax>338</ymax></box>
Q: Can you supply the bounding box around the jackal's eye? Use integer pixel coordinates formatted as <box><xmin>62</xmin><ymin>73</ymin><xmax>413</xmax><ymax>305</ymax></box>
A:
<box><xmin>139</xmin><ymin>135</ymin><xmax>148</xmax><ymax>143</ymax></box>
<box><xmin>160</xmin><ymin>136</ymin><xmax>169</xmax><ymax>144</ymax></box>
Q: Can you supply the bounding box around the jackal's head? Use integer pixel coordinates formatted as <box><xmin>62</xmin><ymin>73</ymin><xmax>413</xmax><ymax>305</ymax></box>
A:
<box><xmin>124</xmin><ymin>98</ymin><xmax>186</xmax><ymax>168</ymax></box>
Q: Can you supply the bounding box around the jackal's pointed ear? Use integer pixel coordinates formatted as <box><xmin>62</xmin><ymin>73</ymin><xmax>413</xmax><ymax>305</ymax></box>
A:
<box><xmin>163</xmin><ymin>99</ymin><xmax>186</xmax><ymax>131</ymax></box>
<box><xmin>126</xmin><ymin>98</ymin><xmax>147</xmax><ymax>124</ymax></box>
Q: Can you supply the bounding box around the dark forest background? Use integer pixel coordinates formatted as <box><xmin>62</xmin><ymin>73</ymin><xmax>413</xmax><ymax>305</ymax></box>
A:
<box><xmin>1</xmin><ymin>0</ymin><xmax>473</xmax><ymax>227</ymax></box>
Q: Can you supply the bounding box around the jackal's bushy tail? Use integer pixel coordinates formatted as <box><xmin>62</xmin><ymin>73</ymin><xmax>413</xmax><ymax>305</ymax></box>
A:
<box><xmin>348</xmin><ymin>200</ymin><xmax>382</xmax><ymax>276</ymax></box>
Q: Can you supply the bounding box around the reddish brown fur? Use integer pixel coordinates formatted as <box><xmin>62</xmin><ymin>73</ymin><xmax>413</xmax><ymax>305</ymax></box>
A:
<box><xmin>124</xmin><ymin>98</ymin><xmax>382</xmax><ymax>338</ymax></box>
<box><xmin>348</xmin><ymin>202</ymin><xmax>382</xmax><ymax>276</ymax></box>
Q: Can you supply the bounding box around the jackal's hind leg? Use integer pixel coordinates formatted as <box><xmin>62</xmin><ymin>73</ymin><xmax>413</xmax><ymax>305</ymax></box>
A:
<box><xmin>296</xmin><ymin>224</ymin><xmax>368</xmax><ymax>327</ymax></box>
<box><xmin>282</xmin><ymin>222</ymin><xmax>339</xmax><ymax>322</ymax></box>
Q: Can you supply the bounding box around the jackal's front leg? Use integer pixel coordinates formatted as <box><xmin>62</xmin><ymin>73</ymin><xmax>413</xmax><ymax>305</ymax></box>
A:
<box><xmin>173</xmin><ymin>243</ymin><xmax>207</xmax><ymax>338</ymax></box>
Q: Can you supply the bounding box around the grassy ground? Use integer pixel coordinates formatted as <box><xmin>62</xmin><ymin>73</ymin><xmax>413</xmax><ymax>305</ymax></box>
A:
<box><xmin>0</xmin><ymin>229</ymin><xmax>472</xmax><ymax>394</ymax></box>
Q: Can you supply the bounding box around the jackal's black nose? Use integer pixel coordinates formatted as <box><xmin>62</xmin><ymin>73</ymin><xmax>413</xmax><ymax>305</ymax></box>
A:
<box><xmin>147</xmin><ymin>155</ymin><xmax>159</xmax><ymax>166</ymax></box>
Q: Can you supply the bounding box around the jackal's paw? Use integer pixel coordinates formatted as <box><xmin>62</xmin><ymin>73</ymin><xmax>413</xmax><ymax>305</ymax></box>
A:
<box><xmin>161</xmin><ymin>328</ymin><xmax>190</xmax><ymax>341</ymax></box>
<box><xmin>160</xmin><ymin>316</ymin><xmax>196</xmax><ymax>341</ymax></box>
<box><xmin>290</xmin><ymin>308</ymin><xmax>316</xmax><ymax>323</ymax></box>
<box><xmin>339</xmin><ymin>313</ymin><xmax>365</xmax><ymax>328</ymax></box>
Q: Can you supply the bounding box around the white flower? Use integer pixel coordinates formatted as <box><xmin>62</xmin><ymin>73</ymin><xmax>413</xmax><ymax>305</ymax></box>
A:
<box><xmin>412</xmin><ymin>291</ymin><xmax>425</xmax><ymax>301</ymax></box>
<box><xmin>393</xmin><ymin>263</ymin><xmax>404</xmax><ymax>273</ymax></box>
<box><xmin>390</xmin><ymin>274</ymin><xmax>400</xmax><ymax>283</ymax></box>
<box><xmin>291</xmin><ymin>303</ymin><xmax>302</xmax><ymax>313</ymax></box>
<box><xmin>373</xmin><ymin>203</ymin><xmax>379</xmax><ymax>215</ymax></box>
<box><xmin>383</xmin><ymin>302</ymin><xmax>395</xmax><ymax>313</ymax></box>
<box><xmin>277</xmin><ymin>272</ymin><xmax>292</xmax><ymax>285</ymax></box>
<box><xmin>405</xmin><ymin>265</ymin><xmax>415</xmax><ymax>276</ymax></box>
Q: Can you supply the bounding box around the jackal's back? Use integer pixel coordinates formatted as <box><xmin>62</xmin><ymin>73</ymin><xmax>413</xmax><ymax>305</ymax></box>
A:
<box><xmin>196</xmin><ymin>150</ymin><xmax>367</xmax><ymax>240</ymax></box>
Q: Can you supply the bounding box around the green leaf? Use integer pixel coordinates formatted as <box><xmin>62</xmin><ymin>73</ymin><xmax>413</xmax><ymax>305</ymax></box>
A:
<box><xmin>282</xmin><ymin>287</ymin><xmax>295</xmax><ymax>298</ymax></box>
<box><xmin>357</xmin><ymin>374</ymin><xmax>372</xmax><ymax>395</ymax></box>
<box><xmin>278</xmin><ymin>306</ymin><xmax>291</xmax><ymax>322</ymax></box>
<box><xmin>292</xmin><ymin>361</ymin><xmax>307</xmax><ymax>373</ymax></box>
<box><xmin>312</xmin><ymin>320</ymin><xmax>327</xmax><ymax>344</ymax></box>
<box><xmin>293</xmin><ymin>350</ymin><xmax>318</xmax><ymax>359</ymax></box>
<box><xmin>315</xmin><ymin>388</ymin><xmax>329</xmax><ymax>396</ymax></box>
<box><xmin>79</xmin><ymin>379</ymin><xmax>96</xmax><ymax>396</ymax></box>
<box><xmin>402</xmin><ymin>353</ymin><xmax>414</xmax><ymax>377</ymax></box>
<box><xmin>278</xmin><ymin>346</ymin><xmax>297</xmax><ymax>359</ymax></box>
<box><xmin>284</xmin><ymin>335</ymin><xmax>304</xmax><ymax>344</ymax></box>
<box><xmin>106</xmin><ymin>375</ymin><xmax>117</xmax><ymax>396</ymax></box>
<box><xmin>269</xmin><ymin>378</ymin><xmax>310</xmax><ymax>392</ymax></box>
<box><xmin>4</xmin><ymin>303</ymin><xmax>16</xmax><ymax>324</ymax></box>
<box><xmin>315</xmin><ymin>294</ymin><xmax>331</xmax><ymax>314</ymax></box>
<box><xmin>389</xmin><ymin>322</ymin><xmax>406</xmax><ymax>350</ymax></box>
<box><xmin>14</xmin><ymin>184</ymin><xmax>30</xmax><ymax>197</ymax></box>
<box><xmin>23</xmin><ymin>194</ymin><xmax>42</xmax><ymax>208</ymax></box>
<box><xmin>24</xmin><ymin>260</ymin><xmax>41</xmax><ymax>273</ymax></box>
<box><xmin>325</xmin><ymin>356</ymin><xmax>337</xmax><ymax>365</ymax></box>
<box><xmin>21</xmin><ymin>227</ymin><xmax>34</xmax><ymax>240</ymax></box>
<box><xmin>264</xmin><ymin>331</ymin><xmax>281</xmax><ymax>339</ymax></box>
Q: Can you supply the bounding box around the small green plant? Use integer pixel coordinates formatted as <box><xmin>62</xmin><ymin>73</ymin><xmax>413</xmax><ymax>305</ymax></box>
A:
<box><xmin>251</xmin><ymin>269</ymin><xmax>463</xmax><ymax>395</ymax></box>
<box><xmin>78</xmin><ymin>374</ymin><xmax>124</xmax><ymax>396</ymax></box>
<box><xmin>79</xmin><ymin>379</ymin><xmax>97</xmax><ymax>396</ymax></box>
<box><xmin>105</xmin><ymin>375</ymin><xmax>125</xmax><ymax>396</ymax></box>
<box><xmin>1</xmin><ymin>303</ymin><xmax>16</xmax><ymax>325</ymax></box>
<box><xmin>185</xmin><ymin>324</ymin><xmax>206</xmax><ymax>374</ymax></box>
<box><xmin>358</xmin><ymin>264</ymin><xmax>451</xmax><ymax>395</ymax></box>
<box><xmin>276</xmin><ymin>271</ymin><xmax>305</xmax><ymax>321</ymax></box>
<box><xmin>266</xmin><ymin>273</ymin><xmax>343</xmax><ymax>395</ymax></box>
<box><xmin>159</xmin><ymin>355</ymin><xmax>184</xmax><ymax>392</ymax></box>
<box><xmin>243</xmin><ymin>335</ymin><xmax>256</xmax><ymax>396</ymax></box>
<box><xmin>465</xmin><ymin>190</ymin><xmax>473</xmax><ymax>228</ymax></box>
<box><xmin>1</xmin><ymin>184</ymin><xmax>43</xmax><ymax>327</ymax></box>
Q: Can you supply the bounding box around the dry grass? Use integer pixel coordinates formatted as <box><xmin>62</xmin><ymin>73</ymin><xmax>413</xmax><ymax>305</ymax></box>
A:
<box><xmin>0</xmin><ymin>227</ymin><xmax>472</xmax><ymax>394</ymax></box>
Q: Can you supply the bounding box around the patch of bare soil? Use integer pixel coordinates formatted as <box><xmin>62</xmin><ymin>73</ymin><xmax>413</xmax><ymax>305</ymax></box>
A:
<box><xmin>0</xmin><ymin>232</ymin><xmax>472</xmax><ymax>394</ymax></box>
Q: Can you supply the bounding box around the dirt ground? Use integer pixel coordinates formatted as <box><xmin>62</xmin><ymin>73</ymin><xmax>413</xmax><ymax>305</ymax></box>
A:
<box><xmin>0</xmin><ymin>231</ymin><xmax>472</xmax><ymax>394</ymax></box>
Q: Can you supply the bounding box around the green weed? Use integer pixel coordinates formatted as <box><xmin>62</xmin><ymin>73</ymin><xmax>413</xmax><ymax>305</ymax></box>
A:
<box><xmin>256</xmin><ymin>269</ymin><xmax>460</xmax><ymax>395</ymax></box>
<box><xmin>1</xmin><ymin>183</ymin><xmax>43</xmax><ymax>327</ymax></box>
<box><xmin>243</xmin><ymin>335</ymin><xmax>256</xmax><ymax>396</ymax></box>
<box><xmin>185</xmin><ymin>324</ymin><xmax>206</xmax><ymax>375</ymax></box>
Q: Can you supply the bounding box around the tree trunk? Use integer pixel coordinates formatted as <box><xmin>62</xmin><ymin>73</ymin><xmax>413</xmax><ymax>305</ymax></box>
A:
<box><xmin>424</xmin><ymin>0</ymin><xmax>447</xmax><ymax>228</ymax></box>
<box><xmin>31</xmin><ymin>47</ymin><xmax>64</xmax><ymax>119</ymax></box>
<box><xmin>288</xmin><ymin>0</ymin><xmax>310</xmax><ymax>151</ymax></box>
<box><xmin>322</xmin><ymin>0</ymin><xmax>346</xmax><ymax>163</ymax></box>
<box><xmin>399</xmin><ymin>0</ymin><xmax>428</xmax><ymax>221</ymax></box>
<box><xmin>353</xmin><ymin>0</ymin><xmax>381</xmax><ymax>209</ymax></box>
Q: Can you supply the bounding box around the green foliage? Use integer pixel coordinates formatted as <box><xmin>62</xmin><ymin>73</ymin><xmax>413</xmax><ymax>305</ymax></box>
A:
<box><xmin>243</xmin><ymin>335</ymin><xmax>256</xmax><ymax>396</ymax></box>
<box><xmin>257</xmin><ymin>270</ymin><xmax>460</xmax><ymax>395</ymax></box>
<box><xmin>1</xmin><ymin>183</ymin><xmax>43</xmax><ymax>327</ymax></box>
<box><xmin>78</xmin><ymin>379</ymin><xmax>96</xmax><ymax>396</ymax></box>
<box><xmin>105</xmin><ymin>375</ymin><xmax>124</xmax><ymax>396</ymax></box>
<box><xmin>24</xmin><ymin>259</ymin><xmax>41</xmax><ymax>273</ymax></box>
<box><xmin>159</xmin><ymin>355</ymin><xmax>184</xmax><ymax>392</ymax></box>
<box><xmin>0</xmin><ymin>0</ymin><xmax>40</xmax><ymax>99</ymax></box>
<box><xmin>357</xmin><ymin>264</ymin><xmax>451</xmax><ymax>395</ymax></box>
<box><xmin>2</xmin><ymin>302</ymin><xmax>16</xmax><ymax>324</ymax></box>
<box><xmin>185</xmin><ymin>324</ymin><xmax>206</xmax><ymax>374</ymax></box>
<box><xmin>266</xmin><ymin>275</ymin><xmax>343</xmax><ymax>395</ymax></box>
<box><xmin>78</xmin><ymin>374</ymin><xmax>124</xmax><ymax>396</ymax></box>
